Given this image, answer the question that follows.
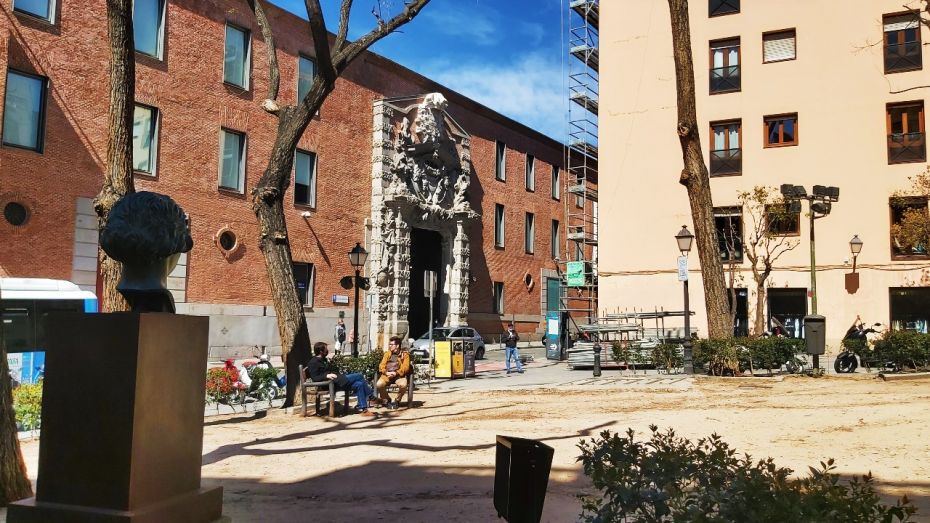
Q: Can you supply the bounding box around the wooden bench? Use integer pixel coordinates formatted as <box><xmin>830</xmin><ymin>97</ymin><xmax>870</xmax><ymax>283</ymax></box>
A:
<box><xmin>373</xmin><ymin>369</ymin><xmax>415</xmax><ymax>407</ymax></box>
<box><xmin>298</xmin><ymin>365</ymin><xmax>350</xmax><ymax>417</ymax></box>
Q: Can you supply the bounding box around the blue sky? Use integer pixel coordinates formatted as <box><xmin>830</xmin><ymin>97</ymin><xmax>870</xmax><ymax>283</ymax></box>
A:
<box><xmin>269</xmin><ymin>0</ymin><xmax>566</xmax><ymax>141</ymax></box>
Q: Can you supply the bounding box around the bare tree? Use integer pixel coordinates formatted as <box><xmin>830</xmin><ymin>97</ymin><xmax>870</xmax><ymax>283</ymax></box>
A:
<box><xmin>93</xmin><ymin>0</ymin><xmax>136</xmax><ymax>313</ymax></box>
<box><xmin>666</xmin><ymin>0</ymin><xmax>732</xmax><ymax>338</ymax></box>
<box><xmin>737</xmin><ymin>187</ymin><xmax>800</xmax><ymax>336</ymax></box>
<box><xmin>247</xmin><ymin>0</ymin><xmax>431</xmax><ymax>406</ymax></box>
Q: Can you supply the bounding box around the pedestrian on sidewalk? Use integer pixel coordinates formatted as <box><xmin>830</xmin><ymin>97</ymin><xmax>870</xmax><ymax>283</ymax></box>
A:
<box><xmin>503</xmin><ymin>323</ymin><xmax>524</xmax><ymax>374</ymax></box>
<box><xmin>333</xmin><ymin>319</ymin><xmax>346</xmax><ymax>354</ymax></box>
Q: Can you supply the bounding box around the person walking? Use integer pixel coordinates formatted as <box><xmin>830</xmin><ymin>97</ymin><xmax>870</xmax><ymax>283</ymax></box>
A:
<box><xmin>334</xmin><ymin>319</ymin><xmax>347</xmax><ymax>354</ymax></box>
<box><xmin>503</xmin><ymin>323</ymin><xmax>524</xmax><ymax>374</ymax></box>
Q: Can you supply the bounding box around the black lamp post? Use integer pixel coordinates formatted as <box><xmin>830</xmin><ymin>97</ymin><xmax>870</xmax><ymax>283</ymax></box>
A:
<box><xmin>675</xmin><ymin>225</ymin><xmax>694</xmax><ymax>375</ymax></box>
<box><xmin>348</xmin><ymin>242</ymin><xmax>368</xmax><ymax>358</ymax></box>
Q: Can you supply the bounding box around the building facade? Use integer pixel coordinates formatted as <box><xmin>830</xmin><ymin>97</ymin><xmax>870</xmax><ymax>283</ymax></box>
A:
<box><xmin>601</xmin><ymin>0</ymin><xmax>930</xmax><ymax>344</ymax></box>
<box><xmin>0</xmin><ymin>0</ymin><xmax>573</xmax><ymax>357</ymax></box>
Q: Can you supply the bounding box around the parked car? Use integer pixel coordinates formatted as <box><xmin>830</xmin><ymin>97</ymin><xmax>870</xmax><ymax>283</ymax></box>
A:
<box><xmin>410</xmin><ymin>326</ymin><xmax>486</xmax><ymax>361</ymax></box>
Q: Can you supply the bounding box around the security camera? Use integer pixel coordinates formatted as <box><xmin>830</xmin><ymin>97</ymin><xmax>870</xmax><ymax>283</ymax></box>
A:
<box><xmin>301</xmin><ymin>211</ymin><xmax>312</xmax><ymax>218</ymax></box>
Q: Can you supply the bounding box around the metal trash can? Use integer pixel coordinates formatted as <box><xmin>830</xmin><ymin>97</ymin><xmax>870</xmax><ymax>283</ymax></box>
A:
<box><xmin>462</xmin><ymin>340</ymin><xmax>476</xmax><ymax>377</ymax></box>
<box><xmin>804</xmin><ymin>315</ymin><xmax>826</xmax><ymax>355</ymax></box>
<box><xmin>494</xmin><ymin>435</ymin><xmax>554</xmax><ymax>523</ymax></box>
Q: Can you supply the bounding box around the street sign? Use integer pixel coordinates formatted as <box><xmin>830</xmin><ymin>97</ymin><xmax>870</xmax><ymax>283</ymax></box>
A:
<box><xmin>677</xmin><ymin>256</ymin><xmax>689</xmax><ymax>281</ymax></box>
<box><xmin>424</xmin><ymin>270</ymin><xmax>437</xmax><ymax>298</ymax></box>
<box><xmin>566</xmin><ymin>261</ymin><xmax>585</xmax><ymax>287</ymax></box>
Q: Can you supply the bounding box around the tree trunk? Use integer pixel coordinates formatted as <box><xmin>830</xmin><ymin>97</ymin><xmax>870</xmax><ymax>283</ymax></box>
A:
<box><xmin>0</xmin><ymin>326</ymin><xmax>33</xmax><ymax>504</ymax></box>
<box><xmin>753</xmin><ymin>280</ymin><xmax>766</xmax><ymax>336</ymax></box>
<box><xmin>667</xmin><ymin>0</ymin><xmax>732</xmax><ymax>338</ymax></box>
<box><xmin>94</xmin><ymin>0</ymin><xmax>136</xmax><ymax>313</ymax></box>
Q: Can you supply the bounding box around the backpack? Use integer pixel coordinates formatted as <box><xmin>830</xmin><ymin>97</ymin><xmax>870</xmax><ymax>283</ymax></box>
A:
<box><xmin>336</xmin><ymin>325</ymin><xmax>346</xmax><ymax>342</ymax></box>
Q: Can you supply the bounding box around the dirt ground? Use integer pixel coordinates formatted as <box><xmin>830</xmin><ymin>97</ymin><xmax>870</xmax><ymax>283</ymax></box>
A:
<box><xmin>13</xmin><ymin>373</ymin><xmax>930</xmax><ymax>522</ymax></box>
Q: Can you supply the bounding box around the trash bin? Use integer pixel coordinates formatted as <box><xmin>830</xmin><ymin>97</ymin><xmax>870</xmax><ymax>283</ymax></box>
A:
<box><xmin>494</xmin><ymin>435</ymin><xmax>554</xmax><ymax>523</ymax></box>
<box><xmin>434</xmin><ymin>341</ymin><xmax>452</xmax><ymax>379</ymax></box>
<box><xmin>462</xmin><ymin>340</ymin><xmax>476</xmax><ymax>377</ymax></box>
<box><xmin>451</xmin><ymin>342</ymin><xmax>465</xmax><ymax>379</ymax></box>
<box><xmin>804</xmin><ymin>315</ymin><xmax>826</xmax><ymax>355</ymax></box>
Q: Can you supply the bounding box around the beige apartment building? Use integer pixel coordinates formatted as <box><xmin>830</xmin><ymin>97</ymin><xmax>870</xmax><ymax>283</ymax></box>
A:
<box><xmin>600</xmin><ymin>0</ymin><xmax>930</xmax><ymax>344</ymax></box>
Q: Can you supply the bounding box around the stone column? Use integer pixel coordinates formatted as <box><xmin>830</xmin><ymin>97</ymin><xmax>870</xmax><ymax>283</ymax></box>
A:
<box><xmin>448</xmin><ymin>219</ymin><xmax>470</xmax><ymax>326</ymax></box>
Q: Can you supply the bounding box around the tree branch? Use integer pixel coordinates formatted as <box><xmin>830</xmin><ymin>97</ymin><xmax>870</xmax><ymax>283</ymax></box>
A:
<box><xmin>334</xmin><ymin>0</ymin><xmax>431</xmax><ymax>69</ymax></box>
<box><xmin>334</xmin><ymin>0</ymin><xmax>353</xmax><ymax>52</ymax></box>
<box><xmin>305</xmin><ymin>0</ymin><xmax>336</xmax><ymax>84</ymax></box>
<box><xmin>248</xmin><ymin>0</ymin><xmax>281</xmax><ymax>115</ymax></box>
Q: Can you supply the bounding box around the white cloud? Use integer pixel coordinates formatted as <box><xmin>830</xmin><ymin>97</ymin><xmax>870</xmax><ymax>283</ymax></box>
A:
<box><xmin>519</xmin><ymin>22</ymin><xmax>545</xmax><ymax>46</ymax></box>
<box><xmin>421</xmin><ymin>4</ymin><xmax>501</xmax><ymax>46</ymax></box>
<box><xmin>422</xmin><ymin>53</ymin><xmax>567</xmax><ymax>141</ymax></box>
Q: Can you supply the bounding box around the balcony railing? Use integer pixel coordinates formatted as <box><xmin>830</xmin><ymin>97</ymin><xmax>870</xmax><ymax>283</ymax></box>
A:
<box><xmin>709</xmin><ymin>0</ymin><xmax>739</xmax><ymax>16</ymax></box>
<box><xmin>888</xmin><ymin>132</ymin><xmax>926</xmax><ymax>163</ymax></box>
<box><xmin>885</xmin><ymin>41</ymin><xmax>922</xmax><ymax>73</ymax></box>
<box><xmin>710</xmin><ymin>65</ymin><xmax>740</xmax><ymax>93</ymax></box>
<box><xmin>710</xmin><ymin>148</ymin><xmax>742</xmax><ymax>176</ymax></box>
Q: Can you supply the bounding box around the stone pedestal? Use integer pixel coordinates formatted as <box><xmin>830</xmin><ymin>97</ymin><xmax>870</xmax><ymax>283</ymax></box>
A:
<box><xmin>9</xmin><ymin>313</ymin><xmax>223</xmax><ymax>523</ymax></box>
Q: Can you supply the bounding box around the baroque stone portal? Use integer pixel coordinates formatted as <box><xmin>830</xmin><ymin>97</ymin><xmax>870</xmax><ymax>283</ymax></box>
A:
<box><xmin>369</xmin><ymin>93</ymin><xmax>479</xmax><ymax>347</ymax></box>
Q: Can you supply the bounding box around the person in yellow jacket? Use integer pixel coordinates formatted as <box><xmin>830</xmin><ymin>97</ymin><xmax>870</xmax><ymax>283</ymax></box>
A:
<box><xmin>377</xmin><ymin>336</ymin><xmax>411</xmax><ymax>409</ymax></box>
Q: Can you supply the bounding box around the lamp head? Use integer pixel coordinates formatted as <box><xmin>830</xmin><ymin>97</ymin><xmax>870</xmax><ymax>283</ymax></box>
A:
<box><xmin>849</xmin><ymin>234</ymin><xmax>863</xmax><ymax>256</ymax></box>
<box><xmin>348</xmin><ymin>242</ymin><xmax>368</xmax><ymax>269</ymax></box>
<box><xmin>675</xmin><ymin>225</ymin><xmax>694</xmax><ymax>255</ymax></box>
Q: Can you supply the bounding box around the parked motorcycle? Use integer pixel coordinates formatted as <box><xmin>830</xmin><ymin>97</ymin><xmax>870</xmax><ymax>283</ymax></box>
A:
<box><xmin>835</xmin><ymin>321</ymin><xmax>883</xmax><ymax>373</ymax></box>
<box><xmin>239</xmin><ymin>349</ymin><xmax>285</xmax><ymax>402</ymax></box>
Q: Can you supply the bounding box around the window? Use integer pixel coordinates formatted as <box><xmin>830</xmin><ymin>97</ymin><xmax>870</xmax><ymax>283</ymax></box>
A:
<box><xmin>134</xmin><ymin>0</ymin><xmax>166</xmax><ymax>59</ymax></box>
<box><xmin>494</xmin><ymin>204</ymin><xmax>505</xmax><ymax>248</ymax></box>
<box><xmin>887</xmin><ymin>102</ymin><xmax>925</xmax><ymax>164</ymax></box>
<box><xmin>219</xmin><ymin>129</ymin><xmax>246</xmax><ymax>192</ymax></box>
<box><xmin>765</xmin><ymin>204</ymin><xmax>800</xmax><ymax>235</ymax></box>
<box><xmin>890</xmin><ymin>288</ymin><xmax>930</xmax><ymax>333</ymax></box>
<box><xmin>768</xmin><ymin>288</ymin><xmax>806</xmax><ymax>339</ymax></box>
<box><xmin>132</xmin><ymin>104</ymin><xmax>158</xmax><ymax>174</ymax></box>
<box><xmin>709</xmin><ymin>0</ymin><xmax>738</xmax><ymax>17</ymax></box>
<box><xmin>551</xmin><ymin>166</ymin><xmax>560</xmax><ymax>200</ymax></box>
<box><xmin>293</xmin><ymin>262</ymin><xmax>315</xmax><ymax>307</ymax></box>
<box><xmin>764</xmin><ymin>114</ymin><xmax>798</xmax><ymax>147</ymax></box>
<box><xmin>710</xmin><ymin>38</ymin><xmax>740</xmax><ymax>93</ymax></box>
<box><xmin>890</xmin><ymin>198</ymin><xmax>929</xmax><ymax>258</ymax></box>
<box><xmin>714</xmin><ymin>206</ymin><xmax>743</xmax><ymax>262</ymax></box>
<box><xmin>575</xmin><ymin>193</ymin><xmax>584</xmax><ymax>209</ymax></box>
<box><xmin>884</xmin><ymin>13</ymin><xmax>922</xmax><ymax>73</ymax></box>
<box><xmin>709</xmin><ymin>120</ymin><xmax>741</xmax><ymax>176</ymax></box>
<box><xmin>575</xmin><ymin>242</ymin><xmax>584</xmax><ymax>261</ymax></box>
<box><xmin>525</xmin><ymin>154</ymin><xmax>535</xmax><ymax>191</ymax></box>
<box><xmin>763</xmin><ymin>29</ymin><xmax>796</xmax><ymax>63</ymax></box>
<box><xmin>13</xmin><ymin>0</ymin><xmax>54</xmax><ymax>21</ymax></box>
<box><xmin>2</xmin><ymin>70</ymin><xmax>47</xmax><ymax>152</ymax></box>
<box><xmin>551</xmin><ymin>219</ymin><xmax>560</xmax><ymax>259</ymax></box>
<box><xmin>224</xmin><ymin>23</ymin><xmax>251</xmax><ymax>89</ymax></box>
<box><xmin>524</xmin><ymin>212</ymin><xmax>535</xmax><ymax>254</ymax></box>
<box><xmin>493</xmin><ymin>282</ymin><xmax>504</xmax><ymax>314</ymax></box>
<box><xmin>297</xmin><ymin>55</ymin><xmax>315</xmax><ymax>102</ymax></box>
<box><xmin>294</xmin><ymin>150</ymin><xmax>317</xmax><ymax>207</ymax></box>
<box><xmin>495</xmin><ymin>141</ymin><xmax>506</xmax><ymax>181</ymax></box>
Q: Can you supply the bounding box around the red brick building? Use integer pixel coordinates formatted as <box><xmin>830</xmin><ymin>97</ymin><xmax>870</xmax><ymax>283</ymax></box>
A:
<box><xmin>0</xmin><ymin>0</ymin><xmax>592</xmax><ymax>355</ymax></box>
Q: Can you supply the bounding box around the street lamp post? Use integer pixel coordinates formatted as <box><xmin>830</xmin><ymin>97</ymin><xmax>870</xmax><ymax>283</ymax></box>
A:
<box><xmin>675</xmin><ymin>225</ymin><xmax>694</xmax><ymax>375</ymax></box>
<box><xmin>348</xmin><ymin>242</ymin><xmax>369</xmax><ymax>358</ymax></box>
<box><xmin>849</xmin><ymin>235</ymin><xmax>863</xmax><ymax>272</ymax></box>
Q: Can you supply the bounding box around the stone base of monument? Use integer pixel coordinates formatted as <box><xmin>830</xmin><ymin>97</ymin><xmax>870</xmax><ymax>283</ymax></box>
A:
<box><xmin>9</xmin><ymin>313</ymin><xmax>223</xmax><ymax>523</ymax></box>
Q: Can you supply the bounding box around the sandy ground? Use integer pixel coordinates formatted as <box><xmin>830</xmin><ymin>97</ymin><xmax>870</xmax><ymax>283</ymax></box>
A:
<box><xmin>11</xmin><ymin>370</ymin><xmax>930</xmax><ymax>522</ymax></box>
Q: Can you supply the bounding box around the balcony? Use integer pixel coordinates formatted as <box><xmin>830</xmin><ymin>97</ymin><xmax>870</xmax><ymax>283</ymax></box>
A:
<box><xmin>885</xmin><ymin>41</ymin><xmax>922</xmax><ymax>73</ymax></box>
<box><xmin>888</xmin><ymin>133</ymin><xmax>926</xmax><ymax>164</ymax></box>
<box><xmin>710</xmin><ymin>65</ymin><xmax>740</xmax><ymax>94</ymax></box>
<box><xmin>710</xmin><ymin>148</ymin><xmax>742</xmax><ymax>176</ymax></box>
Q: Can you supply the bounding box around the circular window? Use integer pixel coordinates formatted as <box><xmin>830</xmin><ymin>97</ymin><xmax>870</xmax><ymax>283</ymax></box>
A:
<box><xmin>523</xmin><ymin>272</ymin><xmax>534</xmax><ymax>290</ymax></box>
<box><xmin>218</xmin><ymin>230</ymin><xmax>237</xmax><ymax>252</ymax></box>
<box><xmin>3</xmin><ymin>202</ymin><xmax>28</xmax><ymax>226</ymax></box>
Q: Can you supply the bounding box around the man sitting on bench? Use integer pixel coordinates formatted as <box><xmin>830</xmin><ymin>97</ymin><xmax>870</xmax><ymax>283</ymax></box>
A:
<box><xmin>376</xmin><ymin>336</ymin><xmax>411</xmax><ymax>410</ymax></box>
<box><xmin>308</xmin><ymin>341</ymin><xmax>377</xmax><ymax>416</ymax></box>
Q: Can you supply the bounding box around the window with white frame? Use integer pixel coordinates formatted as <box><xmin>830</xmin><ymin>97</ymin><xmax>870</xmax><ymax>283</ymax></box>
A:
<box><xmin>551</xmin><ymin>165</ymin><xmax>560</xmax><ymax>200</ymax></box>
<box><xmin>551</xmin><ymin>219</ymin><xmax>560</xmax><ymax>259</ymax></box>
<box><xmin>495</xmin><ymin>141</ymin><xmax>506</xmax><ymax>181</ymax></box>
<box><xmin>13</xmin><ymin>0</ymin><xmax>54</xmax><ymax>22</ymax></box>
<box><xmin>224</xmin><ymin>23</ymin><xmax>251</xmax><ymax>89</ymax></box>
<box><xmin>525</xmin><ymin>153</ymin><xmax>535</xmax><ymax>191</ymax></box>
<box><xmin>524</xmin><ymin>212</ymin><xmax>535</xmax><ymax>254</ymax></box>
<box><xmin>297</xmin><ymin>55</ymin><xmax>315</xmax><ymax>102</ymax></box>
<box><xmin>493</xmin><ymin>281</ymin><xmax>504</xmax><ymax>314</ymax></box>
<box><xmin>293</xmin><ymin>262</ymin><xmax>315</xmax><ymax>307</ymax></box>
<box><xmin>494</xmin><ymin>203</ymin><xmax>505</xmax><ymax>248</ymax></box>
<box><xmin>219</xmin><ymin>129</ymin><xmax>246</xmax><ymax>192</ymax></box>
<box><xmin>2</xmin><ymin>70</ymin><xmax>47</xmax><ymax>152</ymax></box>
<box><xmin>132</xmin><ymin>104</ymin><xmax>158</xmax><ymax>174</ymax></box>
<box><xmin>294</xmin><ymin>150</ymin><xmax>317</xmax><ymax>207</ymax></box>
<box><xmin>134</xmin><ymin>0</ymin><xmax>166</xmax><ymax>59</ymax></box>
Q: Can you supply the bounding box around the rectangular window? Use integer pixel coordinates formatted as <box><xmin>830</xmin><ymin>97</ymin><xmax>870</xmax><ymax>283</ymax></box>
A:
<box><xmin>293</xmin><ymin>262</ymin><xmax>315</xmax><ymax>307</ymax></box>
<box><xmin>551</xmin><ymin>219</ymin><xmax>560</xmax><ymax>259</ymax></box>
<box><xmin>495</xmin><ymin>141</ymin><xmax>506</xmax><ymax>181</ymax></box>
<box><xmin>575</xmin><ymin>242</ymin><xmax>584</xmax><ymax>261</ymax></box>
<box><xmin>525</xmin><ymin>154</ymin><xmax>535</xmax><ymax>191</ymax></box>
<box><xmin>576</xmin><ymin>192</ymin><xmax>584</xmax><ymax>209</ymax></box>
<box><xmin>219</xmin><ymin>129</ymin><xmax>246</xmax><ymax>192</ymax></box>
<box><xmin>132</xmin><ymin>104</ymin><xmax>159</xmax><ymax>174</ymax></box>
<box><xmin>714</xmin><ymin>206</ymin><xmax>743</xmax><ymax>262</ymax></box>
<box><xmin>297</xmin><ymin>55</ymin><xmax>315</xmax><ymax>102</ymax></box>
<box><xmin>765</xmin><ymin>204</ymin><xmax>800</xmax><ymax>235</ymax></box>
<box><xmin>133</xmin><ymin>0</ymin><xmax>166</xmax><ymax>59</ymax></box>
<box><xmin>551</xmin><ymin>166</ymin><xmax>560</xmax><ymax>200</ymax></box>
<box><xmin>887</xmin><ymin>102</ymin><xmax>925</xmax><ymax>164</ymax></box>
<box><xmin>709</xmin><ymin>119</ymin><xmax>741</xmax><ymax>176</ymax></box>
<box><xmin>767</xmin><ymin>288</ymin><xmax>807</xmax><ymax>339</ymax></box>
<box><xmin>710</xmin><ymin>38</ymin><xmax>740</xmax><ymax>93</ymax></box>
<box><xmin>524</xmin><ymin>212</ymin><xmax>535</xmax><ymax>254</ymax></box>
<box><xmin>494</xmin><ymin>204</ymin><xmax>505</xmax><ymax>248</ymax></box>
<box><xmin>764</xmin><ymin>113</ymin><xmax>798</xmax><ymax>147</ymax></box>
<box><xmin>224</xmin><ymin>23</ymin><xmax>250</xmax><ymax>89</ymax></box>
<box><xmin>890</xmin><ymin>198</ymin><xmax>929</xmax><ymax>258</ymax></box>
<box><xmin>709</xmin><ymin>0</ymin><xmax>738</xmax><ymax>17</ymax></box>
<box><xmin>890</xmin><ymin>287</ymin><xmax>930</xmax><ymax>333</ymax></box>
<box><xmin>294</xmin><ymin>150</ymin><xmax>317</xmax><ymax>207</ymax></box>
<box><xmin>884</xmin><ymin>13</ymin><xmax>922</xmax><ymax>73</ymax></box>
<box><xmin>763</xmin><ymin>29</ymin><xmax>796</xmax><ymax>63</ymax></box>
<box><xmin>13</xmin><ymin>0</ymin><xmax>54</xmax><ymax>21</ymax></box>
<box><xmin>2</xmin><ymin>70</ymin><xmax>47</xmax><ymax>152</ymax></box>
<box><xmin>493</xmin><ymin>282</ymin><xmax>504</xmax><ymax>314</ymax></box>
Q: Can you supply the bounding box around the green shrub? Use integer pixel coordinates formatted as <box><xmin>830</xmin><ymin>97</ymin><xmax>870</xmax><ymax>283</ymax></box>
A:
<box><xmin>13</xmin><ymin>381</ymin><xmax>43</xmax><ymax>431</ymax></box>
<box><xmin>872</xmin><ymin>331</ymin><xmax>930</xmax><ymax>370</ymax></box>
<box><xmin>331</xmin><ymin>350</ymin><xmax>384</xmax><ymax>381</ymax></box>
<box><xmin>651</xmin><ymin>344</ymin><xmax>683</xmax><ymax>373</ymax></box>
<box><xmin>578</xmin><ymin>426</ymin><xmax>916</xmax><ymax>522</ymax></box>
<box><xmin>693</xmin><ymin>338</ymin><xmax>741</xmax><ymax>375</ymax></box>
<box><xmin>248</xmin><ymin>366</ymin><xmax>278</xmax><ymax>390</ymax></box>
<box><xmin>694</xmin><ymin>337</ymin><xmax>804</xmax><ymax>376</ymax></box>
